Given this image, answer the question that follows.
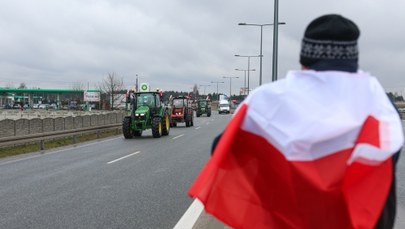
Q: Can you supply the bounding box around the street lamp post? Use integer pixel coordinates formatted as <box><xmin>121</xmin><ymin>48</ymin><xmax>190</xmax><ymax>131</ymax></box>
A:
<box><xmin>272</xmin><ymin>0</ymin><xmax>281</xmax><ymax>81</ymax></box>
<box><xmin>210</xmin><ymin>81</ymin><xmax>224</xmax><ymax>100</ymax></box>
<box><xmin>238</xmin><ymin>21</ymin><xmax>286</xmax><ymax>84</ymax></box>
<box><xmin>235</xmin><ymin>55</ymin><xmax>260</xmax><ymax>95</ymax></box>
<box><xmin>135</xmin><ymin>74</ymin><xmax>139</xmax><ymax>92</ymax></box>
<box><xmin>235</xmin><ymin>68</ymin><xmax>256</xmax><ymax>95</ymax></box>
<box><xmin>135</xmin><ymin>74</ymin><xmax>148</xmax><ymax>92</ymax></box>
<box><xmin>223</xmin><ymin>76</ymin><xmax>239</xmax><ymax>99</ymax></box>
<box><xmin>199</xmin><ymin>84</ymin><xmax>211</xmax><ymax>95</ymax></box>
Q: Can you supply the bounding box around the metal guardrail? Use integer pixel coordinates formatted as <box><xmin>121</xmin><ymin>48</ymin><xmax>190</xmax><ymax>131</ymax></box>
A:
<box><xmin>0</xmin><ymin>124</ymin><xmax>122</xmax><ymax>150</ymax></box>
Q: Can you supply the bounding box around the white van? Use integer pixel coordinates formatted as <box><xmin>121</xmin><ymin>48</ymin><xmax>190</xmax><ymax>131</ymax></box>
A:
<box><xmin>218</xmin><ymin>100</ymin><xmax>230</xmax><ymax>114</ymax></box>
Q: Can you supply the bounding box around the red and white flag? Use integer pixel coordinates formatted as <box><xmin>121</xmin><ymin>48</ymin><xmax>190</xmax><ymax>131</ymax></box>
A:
<box><xmin>189</xmin><ymin>70</ymin><xmax>404</xmax><ymax>229</ymax></box>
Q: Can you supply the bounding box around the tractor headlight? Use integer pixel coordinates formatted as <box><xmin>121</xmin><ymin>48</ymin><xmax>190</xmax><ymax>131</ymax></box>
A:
<box><xmin>140</xmin><ymin>113</ymin><xmax>145</xmax><ymax>116</ymax></box>
<box><xmin>135</xmin><ymin>113</ymin><xmax>139</xmax><ymax>116</ymax></box>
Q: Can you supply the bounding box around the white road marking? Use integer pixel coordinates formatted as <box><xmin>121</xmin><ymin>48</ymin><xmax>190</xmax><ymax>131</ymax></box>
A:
<box><xmin>107</xmin><ymin>151</ymin><xmax>140</xmax><ymax>164</ymax></box>
<box><xmin>173</xmin><ymin>199</ymin><xmax>204</xmax><ymax>229</ymax></box>
<box><xmin>195</xmin><ymin>126</ymin><xmax>201</xmax><ymax>130</ymax></box>
<box><xmin>172</xmin><ymin>134</ymin><xmax>184</xmax><ymax>140</ymax></box>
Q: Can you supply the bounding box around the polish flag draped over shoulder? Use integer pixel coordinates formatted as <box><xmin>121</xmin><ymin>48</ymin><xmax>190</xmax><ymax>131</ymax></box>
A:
<box><xmin>189</xmin><ymin>70</ymin><xmax>404</xmax><ymax>229</ymax></box>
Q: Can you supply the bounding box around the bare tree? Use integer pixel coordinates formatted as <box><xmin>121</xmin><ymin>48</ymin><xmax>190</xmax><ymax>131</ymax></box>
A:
<box><xmin>18</xmin><ymin>82</ymin><xmax>27</xmax><ymax>88</ymax></box>
<box><xmin>72</xmin><ymin>82</ymin><xmax>85</xmax><ymax>91</ymax></box>
<box><xmin>192</xmin><ymin>84</ymin><xmax>199</xmax><ymax>100</ymax></box>
<box><xmin>99</xmin><ymin>72</ymin><xmax>124</xmax><ymax>110</ymax></box>
<box><xmin>5</xmin><ymin>82</ymin><xmax>14</xmax><ymax>88</ymax></box>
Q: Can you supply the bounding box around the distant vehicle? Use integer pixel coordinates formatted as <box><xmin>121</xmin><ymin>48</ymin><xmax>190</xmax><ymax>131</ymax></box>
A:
<box><xmin>218</xmin><ymin>100</ymin><xmax>230</xmax><ymax>114</ymax></box>
<box><xmin>38</xmin><ymin>104</ymin><xmax>49</xmax><ymax>109</ymax></box>
<box><xmin>196</xmin><ymin>99</ymin><xmax>211</xmax><ymax>117</ymax></box>
<box><xmin>170</xmin><ymin>96</ymin><xmax>194</xmax><ymax>127</ymax></box>
<box><xmin>3</xmin><ymin>104</ymin><xmax>12</xmax><ymax>109</ymax></box>
<box><xmin>122</xmin><ymin>90</ymin><xmax>170</xmax><ymax>138</ymax></box>
<box><xmin>68</xmin><ymin>101</ymin><xmax>78</xmax><ymax>110</ymax></box>
<box><xmin>12</xmin><ymin>103</ymin><xmax>22</xmax><ymax>109</ymax></box>
<box><xmin>48</xmin><ymin>103</ymin><xmax>57</xmax><ymax>109</ymax></box>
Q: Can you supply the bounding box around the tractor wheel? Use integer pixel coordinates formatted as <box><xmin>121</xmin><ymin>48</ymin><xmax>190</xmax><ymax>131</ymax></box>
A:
<box><xmin>133</xmin><ymin>130</ymin><xmax>142</xmax><ymax>137</ymax></box>
<box><xmin>123</xmin><ymin>117</ymin><xmax>133</xmax><ymax>139</ymax></box>
<box><xmin>196</xmin><ymin>112</ymin><xmax>200</xmax><ymax>117</ymax></box>
<box><xmin>191</xmin><ymin>114</ymin><xmax>194</xmax><ymax>126</ymax></box>
<box><xmin>162</xmin><ymin>113</ymin><xmax>170</xmax><ymax>136</ymax></box>
<box><xmin>185</xmin><ymin>115</ymin><xmax>190</xmax><ymax>127</ymax></box>
<box><xmin>207</xmin><ymin>111</ymin><xmax>211</xmax><ymax>117</ymax></box>
<box><xmin>152</xmin><ymin>117</ymin><xmax>162</xmax><ymax>138</ymax></box>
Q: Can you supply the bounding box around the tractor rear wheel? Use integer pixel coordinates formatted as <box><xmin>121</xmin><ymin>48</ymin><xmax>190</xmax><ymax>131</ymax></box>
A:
<box><xmin>123</xmin><ymin>117</ymin><xmax>133</xmax><ymax>139</ymax></box>
<box><xmin>162</xmin><ymin>113</ymin><xmax>170</xmax><ymax>136</ymax></box>
<box><xmin>152</xmin><ymin>117</ymin><xmax>162</xmax><ymax>138</ymax></box>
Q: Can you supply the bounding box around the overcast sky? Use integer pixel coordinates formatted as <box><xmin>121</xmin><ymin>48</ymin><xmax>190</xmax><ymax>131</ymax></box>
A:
<box><xmin>0</xmin><ymin>0</ymin><xmax>404</xmax><ymax>95</ymax></box>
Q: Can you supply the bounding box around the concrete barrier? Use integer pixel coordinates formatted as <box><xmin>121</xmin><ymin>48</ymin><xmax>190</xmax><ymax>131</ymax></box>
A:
<box><xmin>43</xmin><ymin>118</ymin><xmax>54</xmax><ymax>132</ymax></box>
<box><xmin>29</xmin><ymin>118</ymin><xmax>43</xmax><ymax>134</ymax></box>
<box><xmin>0</xmin><ymin>111</ymin><xmax>126</xmax><ymax>139</ymax></box>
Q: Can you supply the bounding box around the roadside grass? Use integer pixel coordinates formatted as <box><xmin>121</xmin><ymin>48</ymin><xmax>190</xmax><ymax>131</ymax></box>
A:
<box><xmin>0</xmin><ymin>129</ymin><xmax>121</xmax><ymax>159</ymax></box>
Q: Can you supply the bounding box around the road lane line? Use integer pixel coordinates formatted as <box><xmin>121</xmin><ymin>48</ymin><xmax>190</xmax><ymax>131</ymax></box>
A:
<box><xmin>195</xmin><ymin>126</ymin><xmax>201</xmax><ymax>130</ymax></box>
<box><xmin>173</xmin><ymin>199</ymin><xmax>204</xmax><ymax>229</ymax></box>
<box><xmin>0</xmin><ymin>137</ymin><xmax>122</xmax><ymax>166</ymax></box>
<box><xmin>172</xmin><ymin>134</ymin><xmax>184</xmax><ymax>140</ymax></box>
<box><xmin>107</xmin><ymin>151</ymin><xmax>140</xmax><ymax>164</ymax></box>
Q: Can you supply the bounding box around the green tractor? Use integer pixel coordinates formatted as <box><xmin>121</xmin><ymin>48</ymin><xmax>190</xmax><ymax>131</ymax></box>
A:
<box><xmin>122</xmin><ymin>90</ymin><xmax>170</xmax><ymax>138</ymax></box>
<box><xmin>196</xmin><ymin>99</ymin><xmax>211</xmax><ymax>117</ymax></box>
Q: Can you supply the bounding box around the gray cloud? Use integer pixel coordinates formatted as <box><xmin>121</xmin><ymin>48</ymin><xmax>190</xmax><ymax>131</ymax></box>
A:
<box><xmin>0</xmin><ymin>0</ymin><xmax>404</xmax><ymax>95</ymax></box>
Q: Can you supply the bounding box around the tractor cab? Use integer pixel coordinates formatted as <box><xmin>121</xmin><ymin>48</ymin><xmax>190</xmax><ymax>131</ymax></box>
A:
<box><xmin>169</xmin><ymin>96</ymin><xmax>194</xmax><ymax>127</ymax></box>
<box><xmin>135</xmin><ymin>93</ymin><xmax>162</xmax><ymax>115</ymax></box>
<box><xmin>172</xmin><ymin>98</ymin><xmax>187</xmax><ymax>108</ymax></box>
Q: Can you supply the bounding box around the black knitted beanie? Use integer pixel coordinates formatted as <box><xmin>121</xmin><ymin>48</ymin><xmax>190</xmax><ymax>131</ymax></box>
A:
<box><xmin>300</xmin><ymin>14</ymin><xmax>360</xmax><ymax>72</ymax></box>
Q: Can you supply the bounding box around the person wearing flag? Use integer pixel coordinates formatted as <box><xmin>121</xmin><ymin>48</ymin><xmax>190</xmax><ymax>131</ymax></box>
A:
<box><xmin>189</xmin><ymin>14</ymin><xmax>403</xmax><ymax>229</ymax></box>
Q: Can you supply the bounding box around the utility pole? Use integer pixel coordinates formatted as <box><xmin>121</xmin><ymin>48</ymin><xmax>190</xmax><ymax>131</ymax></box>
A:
<box><xmin>135</xmin><ymin>74</ymin><xmax>139</xmax><ymax>92</ymax></box>
<box><xmin>210</xmin><ymin>81</ymin><xmax>224</xmax><ymax>100</ymax></box>
<box><xmin>223</xmin><ymin>76</ymin><xmax>239</xmax><ymax>100</ymax></box>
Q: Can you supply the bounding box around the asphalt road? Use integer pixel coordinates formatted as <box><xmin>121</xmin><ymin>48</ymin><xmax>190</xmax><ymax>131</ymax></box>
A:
<box><xmin>0</xmin><ymin>112</ymin><xmax>230</xmax><ymax>229</ymax></box>
<box><xmin>1</xmin><ymin>114</ymin><xmax>405</xmax><ymax>229</ymax></box>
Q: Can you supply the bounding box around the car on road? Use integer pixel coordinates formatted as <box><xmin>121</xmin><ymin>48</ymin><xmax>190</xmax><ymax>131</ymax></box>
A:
<box><xmin>38</xmin><ymin>104</ymin><xmax>49</xmax><ymax>109</ymax></box>
<box><xmin>12</xmin><ymin>103</ymin><xmax>22</xmax><ymax>109</ymax></box>
<box><xmin>218</xmin><ymin>100</ymin><xmax>230</xmax><ymax>114</ymax></box>
<box><xmin>2</xmin><ymin>104</ymin><xmax>13</xmax><ymax>109</ymax></box>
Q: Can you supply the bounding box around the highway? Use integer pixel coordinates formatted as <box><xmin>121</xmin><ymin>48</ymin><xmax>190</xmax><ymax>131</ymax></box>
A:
<box><xmin>0</xmin><ymin>114</ymin><xmax>404</xmax><ymax>229</ymax></box>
